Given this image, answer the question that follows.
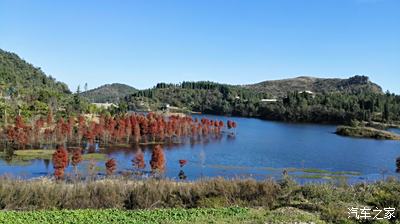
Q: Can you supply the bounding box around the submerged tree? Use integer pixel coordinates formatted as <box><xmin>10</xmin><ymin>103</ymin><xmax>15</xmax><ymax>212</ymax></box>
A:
<box><xmin>71</xmin><ymin>148</ymin><xmax>83</xmax><ymax>176</ymax></box>
<box><xmin>150</xmin><ymin>145</ymin><xmax>165</xmax><ymax>172</ymax></box>
<box><xmin>132</xmin><ymin>149</ymin><xmax>145</xmax><ymax>169</ymax></box>
<box><xmin>179</xmin><ymin>159</ymin><xmax>187</xmax><ymax>168</ymax></box>
<box><xmin>52</xmin><ymin>145</ymin><xmax>69</xmax><ymax>180</ymax></box>
<box><xmin>105</xmin><ymin>158</ymin><xmax>117</xmax><ymax>176</ymax></box>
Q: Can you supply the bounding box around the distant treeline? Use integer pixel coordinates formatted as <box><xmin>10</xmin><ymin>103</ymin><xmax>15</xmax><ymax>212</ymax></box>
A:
<box><xmin>125</xmin><ymin>82</ymin><xmax>400</xmax><ymax>124</ymax></box>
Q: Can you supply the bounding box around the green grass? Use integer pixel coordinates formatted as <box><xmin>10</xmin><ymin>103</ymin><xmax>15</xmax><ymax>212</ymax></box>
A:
<box><xmin>82</xmin><ymin>153</ymin><xmax>107</xmax><ymax>161</ymax></box>
<box><xmin>293</xmin><ymin>174</ymin><xmax>350</xmax><ymax>181</ymax></box>
<box><xmin>203</xmin><ymin>164</ymin><xmax>360</xmax><ymax>178</ymax></box>
<box><xmin>0</xmin><ymin>207</ymin><xmax>326</xmax><ymax>224</ymax></box>
<box><xmin>13</xmin><ymin>149</ymin><xmax>55</xmax><ymax>160</ymax></box>
<box><xmin>301</xmin><ymin>168</ymin><xmax>360</xmax><ymax>176</ymax></box>
<box><xmin>0</xmin><ymin>150</ymin><xmax>107</xmax><ymax>161</ymax></box>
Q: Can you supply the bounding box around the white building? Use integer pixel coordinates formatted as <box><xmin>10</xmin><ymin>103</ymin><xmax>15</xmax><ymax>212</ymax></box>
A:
<box><xmin>92</xmin><ymin>102</ymin><xmax>117</xmax><ymax>109</ymax></box>
<box><xmin>261</xmin><ymin>99</ymin><xmax>277</xmax><ymax>102</ymax></box>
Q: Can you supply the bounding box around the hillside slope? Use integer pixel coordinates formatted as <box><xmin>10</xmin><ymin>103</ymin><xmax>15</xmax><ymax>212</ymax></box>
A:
<box><xmin>0</xmin><ymin>49</ymin><xmax>73</xmax><ymax>117</ymax></box>
<box><xmin>0</xmin><ymin>49</ymin><xmax>71</xmax><ymax>96</ymax></box>
<box><xmin>245</xmin><ymin>76</ymin><xmax>382</xmax><ymax>97</ymax></box>
<box><xmin>81</xmin><ymin>83</ymin><xmax>137</xmax><ymax>103</ymax></box>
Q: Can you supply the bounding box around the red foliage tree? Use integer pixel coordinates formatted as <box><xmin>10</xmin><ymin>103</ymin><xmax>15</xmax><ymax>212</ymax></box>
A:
<box><xmin>227</xmin><ymin>120</ymin><xmax>233</xmax><ymax>129</ymax></box>
<box><xmin>150</xmin><ymin>145</ymin><xmax>165</xmax><ymax>172</ymax></box>
<box><xmin>71</xmin><ymin>148</ymin><xmax>83</xmax><ymax>175</ymax></box>
<box><xmin>6</xmin><ymin>116</ymin><xmax>29</xmax><ymax>149</ymax></box>
<box><xmin>52</xmin><ymin>145</ymin><xmax>69</xmax><ymax>180</ymax></box>
<box><xmin>105</xmin><ymin>158</ymin><xmax>117</xmax><ymax>175</ymax></box>
<box><xmin>46</xmin><ymin>110</ymin><xmax>53</xmax><ymax>126</ymax></box>
<box><xmin>232</xmin><ymin>121</ymin><xmax>237</xmax><ymax>129</ymax></box>
<box><xmin>77</xmin><ymin>115</ymin><xmax>86</xmax><ymax>145</ymax></box>
<box><xmin>179</xmin><ymin>159</ymin><xmax>187</xmax><ymax>167</ymax></box>
<box><xmin>132</xmin><ymin>149</ymin><xmax>145</xmax><ymax>169</ymax></box>
<box><xmin>71</xmin><ymin>149</ymin><xmax>83</xmax><ymax>167</ymax></box>
<box><xmin>34</xmin><ymin>118</ymin><xmax>45</xmax><ymax>146</ymax></box>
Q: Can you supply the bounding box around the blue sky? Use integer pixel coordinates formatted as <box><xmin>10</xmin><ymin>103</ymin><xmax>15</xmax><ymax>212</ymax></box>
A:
<box><xmin>0</xmin><ymin>0</ymin><xmax>399</xmax><ymax>93</ymax></box>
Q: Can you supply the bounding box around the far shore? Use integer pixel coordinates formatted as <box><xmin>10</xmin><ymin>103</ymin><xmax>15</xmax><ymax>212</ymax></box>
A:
<box><xmin>336</xmin><ymin>125</ymin><xmax>400</xmax><ymax>140</ymax></box>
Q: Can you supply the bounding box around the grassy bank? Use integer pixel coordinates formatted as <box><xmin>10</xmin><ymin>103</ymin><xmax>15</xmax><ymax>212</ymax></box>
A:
<box><xmin>336</xmin><ymin>126</ymin><xmax>400</xmax><ymax>140</ymax></box>
<box><xmin>0</xmin><ymin>150</ymin><xmax>107</xmax><ymax>161</ymax></box>
<box><xmin>0</xmin><ymin>177</ymin><xmax>399</xmax><ymax>223</ymax></box>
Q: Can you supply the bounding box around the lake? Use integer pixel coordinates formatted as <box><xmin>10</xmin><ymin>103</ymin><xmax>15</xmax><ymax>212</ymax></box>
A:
<box><xmin>1</xmin><ymin>115</ymin><xmax>400</xmax><ymax>183</ymax></box>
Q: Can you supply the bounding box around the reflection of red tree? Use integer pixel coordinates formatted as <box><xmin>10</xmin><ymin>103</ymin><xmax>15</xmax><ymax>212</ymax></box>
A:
<box><xmin>150</xmin><ymin>145</ymin><xmax>165</xmax><ymax>172</ymax></box>
<box><xmin>105</xmin><ymin>158</ymin><xmax>117</xmax><ymax>175</ymax></box>
<box><xmin>52</xmin><ymin>145</ymin><xmax>69</xmax><ymax>180</ymax></box>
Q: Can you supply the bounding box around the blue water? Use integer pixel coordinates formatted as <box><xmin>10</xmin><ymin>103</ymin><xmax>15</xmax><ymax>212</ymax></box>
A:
<box><xmin>1</xmin><ymin>115</ymin><xmax>400</xmax><ymax>182</ymax></box>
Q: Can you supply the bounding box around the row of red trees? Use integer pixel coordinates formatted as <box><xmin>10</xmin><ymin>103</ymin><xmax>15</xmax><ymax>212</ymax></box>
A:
<box><xmin>52</xmin><ymin>144</ymin><xmax>167</xmax><ymax>179</ymax></box>
<box><xmin>4</xmin><ymin>113</ymin><xmax>237</xmax><ymax>149</ymax></box>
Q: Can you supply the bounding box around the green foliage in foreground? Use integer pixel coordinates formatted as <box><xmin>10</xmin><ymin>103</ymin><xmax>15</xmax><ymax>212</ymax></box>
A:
<box><xmin>0</xmin><ymin>207</ymin><xmax>328</xmax><ymax>224</ymax></box>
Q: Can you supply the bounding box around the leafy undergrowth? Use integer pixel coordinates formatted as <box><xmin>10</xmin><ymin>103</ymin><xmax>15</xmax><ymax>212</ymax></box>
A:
<box><xmin>0</xmin><ymin>207</ymin><xmax>327</xmax><ymax>224</ymax></box>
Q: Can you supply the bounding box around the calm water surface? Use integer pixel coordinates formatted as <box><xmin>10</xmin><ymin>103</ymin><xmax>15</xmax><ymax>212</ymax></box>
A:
<box><xmin>1</xmin><ymin>115</ymin><xmax>399</xmax><ymax>182</ymax></box>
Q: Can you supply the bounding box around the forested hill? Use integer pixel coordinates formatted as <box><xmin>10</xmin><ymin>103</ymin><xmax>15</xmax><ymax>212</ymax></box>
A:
<box><xmin>245</xmin><ymin>76</ymin><xmax>383</xmax><ymax>97</ymax></box>
<box><xmin>0</xmin><ymin>49</ymin><xmax>71</xmax><ymax>96</ymax></box>
<box><xmin>81</xmin><ymin>83</ymin><xmax>137</xmax><ymax>103</ymax></box>
<box><xmin>123</xmin><ymin>78</ymin><xmax>400</xmax><ymax>124</ymax></box>
<box><xmin>0</xmin><ymin>49</ymin><xmax>88</xmax><ymax>118</ymax></box>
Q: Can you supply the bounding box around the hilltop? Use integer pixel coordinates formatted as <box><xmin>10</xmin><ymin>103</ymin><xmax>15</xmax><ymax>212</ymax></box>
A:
<box><xmin>81</xmin><ymin>83</ymin><xmax>137</xmax><ymax>103</ymax></box>
<box><xmin>0</xmin><ymin>49</ymin><xmax>75</xmax><ymax>117</ymax></box>
<box><xmin>245</xmin><ymin>76</ymin><xmax>383</xmax><ymax>98</ymax></box>
<box><xmin>0</xmin><ymin>49</ymin><xmax>71</xmax><ymax>96</ymax></box>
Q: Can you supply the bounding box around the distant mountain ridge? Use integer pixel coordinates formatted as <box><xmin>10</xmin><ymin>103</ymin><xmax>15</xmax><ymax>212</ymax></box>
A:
<box><xmin>245</xmin><ymin>75</ymin><xmax>383</xmax><ymax>98</ymax></box>
<box><xmin>81</xmin><ymin>83</ymin><xmax>137</xmax><ymax>103</ymax></box>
